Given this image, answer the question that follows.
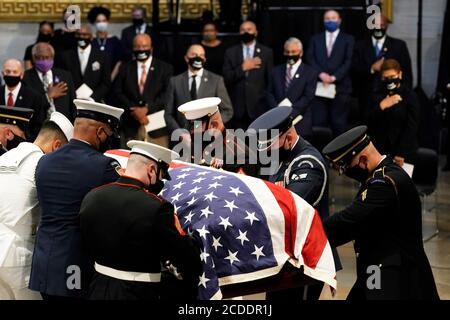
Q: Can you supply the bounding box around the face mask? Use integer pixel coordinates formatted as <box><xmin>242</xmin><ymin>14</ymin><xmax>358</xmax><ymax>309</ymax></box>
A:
<box><xmin>97</xmin><ymin>131</ymin><xmax>114</xmax><ymax>153</ymax></box>
<box><xmin>148</xmin><ymin>179</ymin><xmax>165</xmax><ymax>195</ymax></box>
<box><xmin>344</xmin><ymin>164</ymin><xmax>370</xmax><ymax>183</ymax></box>
<box><xmin>188</xmin><ymin>56</ymin><xmax>204</xmax><ymax>70</ymax></box>
<box><xmin>324</xmin><ymin>20</ymin><xmax>339</xmax><ymax>32</ymax></box>
<box><xmin>241</xmin><ymin>32</ymin><xmax>256</xmax><ymax>44</ymax></box>
<box><xmin>77</xmin><ymin>39</ymin><xmax>90</xmax><ymax>49</ymax></box>
<box><xmin>95</xmin><ymin>22</ymin><xmax>108</xmax><ymax>33</ymax></box>
<box><xmin>132</xmin><ymin>18</ymin><xmax>144</xmax><ymax>27</ymax></box>
<box><xmin>372</xmin><ymin>28</ymin><xmax>386</xmax><ymax>40</ymax></box>
<box><xmin>34</xmin><ymin>59</ymin><xmax>54</xmax><ymax>74</ymax></box>
<box><xmin>133</xmin><ymin>50</ymin><xmax>151</xmax><ymax>62</ymax></box>
<box><xmin>383</xmin><ymin>77</ymin><xmax>401</xmax><ymax>93</ymax></box>
<box><xmin>6</xmin><ymin>134</ymin><xmax>25</xmax><ymax>150</ymax></box>
<box><xmin>37</xmin><ymin>33</ymin><xmax>52</xmax><ymax>43</ymax></box>
<box><xmin>285</xmin><ymin>54</ymin><xmax>300</xmax><ymax>66</ymax></box>
<box><xmin>3</xmin><ymin>75</ymin><xmax>21</xmax><ymax>88</ymax></box>
<box><xmin>203</xmin><ymin>34</ymin><xmax>215</xmax><ymax>42</ymax></box>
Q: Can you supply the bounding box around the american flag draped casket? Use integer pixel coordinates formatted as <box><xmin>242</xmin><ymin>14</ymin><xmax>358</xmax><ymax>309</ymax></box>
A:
<box><xmin>105</xmin><ymin>149</ymin><xmax>337</xmax><ymax>300</ymax></box>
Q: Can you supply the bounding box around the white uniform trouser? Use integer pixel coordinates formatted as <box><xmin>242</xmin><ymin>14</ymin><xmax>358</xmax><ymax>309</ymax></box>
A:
<box><xmin>0</xmin><ymin>266</ymin><xmax>41</xmax><ymax>300</ymax></box>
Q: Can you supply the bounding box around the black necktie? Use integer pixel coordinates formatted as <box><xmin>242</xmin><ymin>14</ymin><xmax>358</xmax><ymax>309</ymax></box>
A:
<box><xmin>190</xmin><ymin>75</ymin><xmax>197</xmax><ymax>100</ymax></box>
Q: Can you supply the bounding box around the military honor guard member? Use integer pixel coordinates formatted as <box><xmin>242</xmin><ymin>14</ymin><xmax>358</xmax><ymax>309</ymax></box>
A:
<box><xmin>248</xmin><ymin>106</ymin><xmax>341</xmax><ymax>300</ymax></box>
<box><xmin>0</xmin><ymin>106</ymin><xmax>34</xmax><ymax>156</ymax></box>
<box><xmin>322</xmin><ymin>125</ymin><xmax>439</xmax><ymax>300</ymax></box>
<box><xmin>29</xmin><ymin>99</ymin><xmax>124</xmax><ymax>299</ymax></box>
<box><xmin>177</xmin><ymin>97</ymin><xmax>257</xmax><ymax>175</ymax></box>
<box><xmin>80</xmin><ymin>140</ymin><xmax>202</xmax><ymax>300</ymax></box>
<box><xmin>0</xmin><ymin>112</ymin><xmax>73</xmax><ymax>300</ymax></box>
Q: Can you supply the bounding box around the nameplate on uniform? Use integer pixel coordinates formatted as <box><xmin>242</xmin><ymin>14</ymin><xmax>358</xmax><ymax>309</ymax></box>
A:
<box><xmin>145</xmin><ymin>110</ymin><xmax>166</xmax><ymax>133</ymax></box>
<box><xmin>315</xmin><ymin>82</ymin><xmax>336</xmax><ymax>99</ymax></box>
<box><xmin>76</xmin><ymin>83</ymin><xmax>93</xmax><ymax>99</ymax></box>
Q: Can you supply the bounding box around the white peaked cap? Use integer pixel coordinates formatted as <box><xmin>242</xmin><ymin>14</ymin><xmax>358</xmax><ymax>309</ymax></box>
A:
<box><xmin>49</xmin><ymin>111</ymin><xmax>74</xmax><ymax>141</ymax></box>
<box><xmin>126</xmin><ymin>140</ymin><xmax>180</xmax><ymax>165</ymax></box>
<box><xmin>177</xmin><ymin>97</ymin><xmax>221</xmax><ymax>120</ymax></box>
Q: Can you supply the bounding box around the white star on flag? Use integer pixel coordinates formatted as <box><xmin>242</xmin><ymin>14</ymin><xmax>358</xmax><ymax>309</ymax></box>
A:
<box><xmin>218</xmin><ymin>216</ymin><xmax>233</xmax><ymax>231</ymax></box>
<box><xmin>204</xmin><ymin>191</ymin><xmax>218</xmax><ymax>202</ymax></box>
<box><xmin>188</xmin><ymin>186</ymin><xmax>202</xmax><ymax>195</ymax></box>
<box><xmin>173</xmin><ymin>204</ymin><xmax>181</xmax><ymax>213</ymax></box>
<box><xmin>196</xmin><ymin>225</ymin><xmax>210</xmax><ymax>239</ymax></box>
<box><xmin>171</xmin><ymin>192</ymin><xmax>182</xmax><ymax>203</ymax></box>
<box><xmin>224</xmin><ymin>200</ymin><xmax>238</xmax><ymax>212</ymax></box>
<box><xmin>180</xmin><ymin>167</ymin><xmax>194</xmax><ymax>172</ymax></box>
<box><xmin>208</xmin><ymin>182</ymin><xmax>222</xmax><ymax>189</ymax></box>
<box><xmin>172</xmin><ymin>181</ymin><xmax>185</xmax><ymax>190</ymax></box>
<box><xmin>176</xmin><ymin>173</ymin><xmax>190</xmax><ymax>179</ymax></box>
<box><xmin>251</xmin><ymin>245</ymin><xmax>265</xmax><ymax>261</ymax></box>
<box><xmin>200</xmin><ymin>206</ymin><xmax>214</xmax><ymax>219</ymax></box>
<box><xmin>159</xmin><ymin>188</ymin><xmax>167</xmax><ymax>196</ymax></box>
<box><xmin>184</xmin><ymin>211</ymin><xmax>195</xmax><ymax>223</ymax></box>
<box><xmin>244</xmin><ymin>211</ymin><xmax>260</xmax><ymax>225</ymax></box>
<box><xmin>236</xmin><ymin>229</ymin><xmax>249</xmax><ymax>246</ymax></box>
<box><xmin>229</xmin><ymin>186</ymin><xmax>244</xmax><ymax>197</ymax></box>
<box><xmin>193</xmin><ymin>177</ymin><xmax>206</xmax><ymax>184</ymax></box>
<box><xmin>212</xmin><ymin>236</ymin><xmax>223</xmax><ymax>252</ymax></box>
<box><xmin>186</xmin><ymin>196</ymin><xmax>198</xmax><ymax>207</ymax></box>
<box><xmin>198</xmin><ymin>272</ymin><xmax>210</xmax><ymax>288</ymax></box>
<box><xmin>224</xmin><ymin>250</ymin><xmax>240</xmax><ymax>265</ymax></box>
<box><xmin>212</xmin><ymin>175</ymin><xmax>226</xmax><ymax>180</ymax></box>
<box><xmin>196</xmin><ymin>171</ymin><xmax>210</xmax><ymax>176</ymax></box>
<box><xmin>200</xmin><ymin>249</ymin><xmax>210</xmax><ymax>263</ymax></box>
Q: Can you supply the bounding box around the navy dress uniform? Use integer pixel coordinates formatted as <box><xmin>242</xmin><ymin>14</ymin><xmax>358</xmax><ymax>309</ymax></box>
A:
<box><xmin>29</xmin><ymin>100</ymin><xmax>124</xmax><ymax>299</ymax></box>
<box><xmin>0</xmin><ymin>106</ymin><xmax>34</xmax><ymax>156</ymax></box>
<box><xmin>80</xmin><ymin>141</ymin><xmax>202</xmax><ymax>300</ymax></box>
<box><xmin>322</xmin><ymin>126</ymin><xmax>439</xmax><ymax>300</ymax></box>
<box><xmin>248</xmin><ymin>106</ymin><xmax>341</xmax><ymax>300</ymax></box>
<box><xmin>177</xmin><ymin>97</ymin><xmax>258</xmax><ymax>176</ymax></box>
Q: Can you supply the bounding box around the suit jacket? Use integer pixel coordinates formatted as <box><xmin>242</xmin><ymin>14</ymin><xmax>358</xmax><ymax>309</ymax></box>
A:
<box><xmin>0</xmin><ymin>84</ymin><xmax>49</xmax><ymax>141</ymax></box>
<box><xmin>120</xmin><ymin>24</ymin><xmax>167</xmax><ymax>62</ymax></box>
<box><xmin>324</xmin><ymin>158</ymin><xmax>439</xmax><ymax>300</ymax></box>
<box><xmin>29</xmin><ymin>139</ymin><xmax>121</xmax><ymax>298</ymax></box>
<box><xmin>353</xmin><ymin>36</ymin><xmax>413</xmax><ymax>94</ymax></box>
<box><xmin>267</xmin><ymin>62</ymin><xmax>318</xmax><ymax>137</ymax></box>
<box><xmin>223</xmin><ymin>42</ymin><xmax>273</xmax><ymax>122</ymax></box>
<box><xmin>112</xmin><ymin>58</ymin><xmax>173</xmax><ymax>139</ymax></box>
<box><xmin>305</xmin><ymin>31</ymin><xmax>354</xmax><ymax>94</ymax></box>
<box><xmin>22</xmin><ymin>67</ymin><xmax>77</xmax><ymax>122</ymax></box>
<box><xmin>164</xmin><ymin>69</ymin><xmax>234</xmax><ymax>134</ymax></box>
<box><xmin>58</xmin><ymin>47</ymin><xmax>111</xmax><ymax>102</ymax></box>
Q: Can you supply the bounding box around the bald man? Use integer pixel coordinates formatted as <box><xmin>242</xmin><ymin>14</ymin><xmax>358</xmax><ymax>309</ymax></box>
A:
<box><xmin>23</xmin><ymin>42</ymin><xmax>76</xmax><ymax>122</ymax></box>
<box><xmin>223</xmin><ymin>20</ymin><xmax>273</xmax><ymax>130</ymax></box>
<box><xmin>1</xmin><ymin>59</ymin><xmax>49</xmax><ymax>141</ymax></box>
<box><xmin>165</xmin><ymin>44</ymin><xmax>233</xmax><ymax>138</ymax></box>
<box><xmin>58</xmin><ymin>24</ymin><xmax>111</xmax><ymax>102</ymax></box>
<box><xmin>113</xmin><ymin>33</ymin><xmax>173</xmax><ymax>147</ymax></box>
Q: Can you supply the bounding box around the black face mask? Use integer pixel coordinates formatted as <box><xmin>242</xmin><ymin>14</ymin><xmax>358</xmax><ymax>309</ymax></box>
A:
<box><xmin>241</xmin><ymin>32</ymin><xmax>256</xmax><ymax>44</ymax></box>
<box><xmin>285</xmin><ymin>55</ymin><xmax>300</xmax><ymax>66</ymax></box>
<box><xmin>98</xmin><ymin>132</ymin><xmax>115</xmax><ymax>153</ymax></box>
<box><xmin>344</xmin><ymin>164</ymin><xmax>370</xmax><ymax>183</ymax></box>
<box><xmin>132</xmin><ymin>18</ymin><xmax>144</xmax><ymax>27</ymax></box>
<box><xmin>188</xmin><ymin>56</ymin><xmax>204</xmax><ymax>70</ymax></box>
<box><xmin>3</xmin><ymin>75</ymin><xmax>21</xmax><ymax>88</ymax></box>
<box><xmin>372</xmin><ymin>28</ymin><xmax>386</xmax><ymax>40</ymax></box>
<box><xmin>383</xmin><ymin>77</ymin><xmax>401</xmax><ymax>94</ymax></box>
<box><xmin>37</xmin><ymin>33</ymin><xmax>52</xmax><ymax>43</ymax></box>
<box><xmin>6</xmin><ymin>134</ymin><xmax>26</xmax><ymax>150</ymax></box>
<box><xmin>133</xmin><ymin>50</ymin><xmax>151</xmax><ymax>62</ymax></box>
<box><xmin>77</xmin><ymin>39</ymin><xmax>90</xmax><ymax>49</ymax></box>
<box><xmin>148</xmin><ymin>179</ymin><xmax>165</xmax><ymax>195</ymax></box>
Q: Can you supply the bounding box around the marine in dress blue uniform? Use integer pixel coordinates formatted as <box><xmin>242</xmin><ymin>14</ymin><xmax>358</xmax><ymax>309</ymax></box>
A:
<box><xmin>29</xmin><ymin>99</ymin><xmax>124</xmax><ymax>299</ymax></box>
<box><xmin>248</xmin><ymin>106</ymin><xmax>341</xmax><ymax>300</ymax></box>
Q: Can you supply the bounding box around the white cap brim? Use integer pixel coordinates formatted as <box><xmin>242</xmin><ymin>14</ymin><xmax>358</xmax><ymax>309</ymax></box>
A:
<box><xmin>177</xmin><ymin>97</ymin><xmax>221</xmax><ymax>120</ymax></box>
<box><xmin>49</xmin><ymin>111</ymin><xmax>74</xmax><ymax>141</ymax></box>
<box><xmin>126</xmin><ymin>140</ymin><xmax>179</xmax><ymax>164</ymax></box>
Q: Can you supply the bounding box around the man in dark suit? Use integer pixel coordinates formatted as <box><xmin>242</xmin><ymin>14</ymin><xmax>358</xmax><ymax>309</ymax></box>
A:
<box><xmin>1</xmin><ymin>58</ymin><xmax>49</xmax><ymax>141</ymax></box>
<box><xmin>306</xmin><ymin>10</ymin><xmax>354</xmax><ymax>137</ymax></box>
<box><xmin>223</xmin><ymin>20</ymin><xmax>273</xmax><ymax>130</ymax></box>
<box><xmin>267</xmin><ymin>37</ymin><xmax>318</xmax><ymax>141</ymax></box>
<box><xmin>58</xmin><ymin>25</ymin><xmax>111</xmax><ymax>103</ymax></box>
<box><xmin>113</xmin><ymin>33</ymin><xmax>173</xmax><ymax>147</ymax></box>
<box><xmin>165</xmin><ymin>44</ymin><xmax>233</xmax><ymax>138</ymax></box>
<box><xmin>29</xmin><ymin>99</ymin><xmax>124</xmax><ymax>300</ymax></box>
<box><xmin>23</xmin><ymin>43</ymin><xmax>76</xmax><ymax>122</ymax></box>
<box><xmin>353</xmin><ymin>13</ymin><xmax>413</xmax><ymax>122</ymax></box>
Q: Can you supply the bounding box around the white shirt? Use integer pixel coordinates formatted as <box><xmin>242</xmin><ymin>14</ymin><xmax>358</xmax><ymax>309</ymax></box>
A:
<box><xmin>286</xmin><ymin>59</ymin><xmax>302</xmax><ymax>78</ymax></box>
<box><xmin>325</xmin><ymin>29</ymin><xmax>340</xmax><ymax>53</ymax></box>
<box><xmin>136</xmin><ymin>23</ymin><xmax>146</xmax><ymax>35</ymax></box>
<box><xmin>0</xmin><ymin>142</ymin><xmax>43</xmax><ymax>270</ymax></box>
<box><xmin>78</xmin><ymin>44</ymin><xmax>92</xmax><ymax>76</ymax></box>
<box><xmin>242</xmin><ymin>41</ymin><xmax>256</xmax><ymax>59</ymax></box>
<box><xmin>188</xmin><ymin>68</ymin><xmax>204</xmax><ymax>92</ymax></box>
<box><xmin>4</xmin><ymin>82</ymin><xmax>21</xmax><ymax>106</ymax></box>
<box><xmin>137</xmin><ymin>56</ymin><xmax>153</xmax><ymax>86</ymax></box>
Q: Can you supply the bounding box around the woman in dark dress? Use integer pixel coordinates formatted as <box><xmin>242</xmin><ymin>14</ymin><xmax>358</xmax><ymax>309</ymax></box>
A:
<box><xmin>201</xmin><ymin>22</ymin><xmax>227</xmax><ymax>76</ymax></box>
<box><xmin>88</xmin><ymin>6</ymin><xmax>124</xmax><ymax>80</ymax></box>
<box><xmin>23</xmin><ymin>21</ymin><xmax>55</xmax><ymax>70</ymax></box>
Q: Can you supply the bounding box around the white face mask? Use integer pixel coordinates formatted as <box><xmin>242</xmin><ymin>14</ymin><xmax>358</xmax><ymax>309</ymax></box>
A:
<box><xmin>96</xmin><ymin>22</ymin><xmax>108</xmax><ymax>32</ymax></box>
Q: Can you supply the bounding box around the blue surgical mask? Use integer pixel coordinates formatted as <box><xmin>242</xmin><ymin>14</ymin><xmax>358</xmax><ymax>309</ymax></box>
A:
<box><xmin>324</xmin><ymin>20</ymin><xmax>339</xmax><ymax>32</ymax></box>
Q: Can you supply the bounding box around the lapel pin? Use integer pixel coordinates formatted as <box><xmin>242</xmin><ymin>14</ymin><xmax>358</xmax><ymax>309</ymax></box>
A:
<box><xmin>204</xmin><ymin>77</ymin><xmax>208</xmax><ymax>82</ymax></box>
<box><xmin>295</xmin><ymin>74</ymin><xmax>299</xmax><ymax>78</ymax></box>
<box><xmin>150</xmin><ymin>67</ymin><xmax>155</xmax><ymax>71</ymax></box>
<box><xmin>256</xmin><ymin>48</ymin><xmax>261</xmax><ymax>53</ymax></box>
<box><xmin>19</xmin><ymin>96</ymin><xmax>22</xmax><ymax>100</ymax></box>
